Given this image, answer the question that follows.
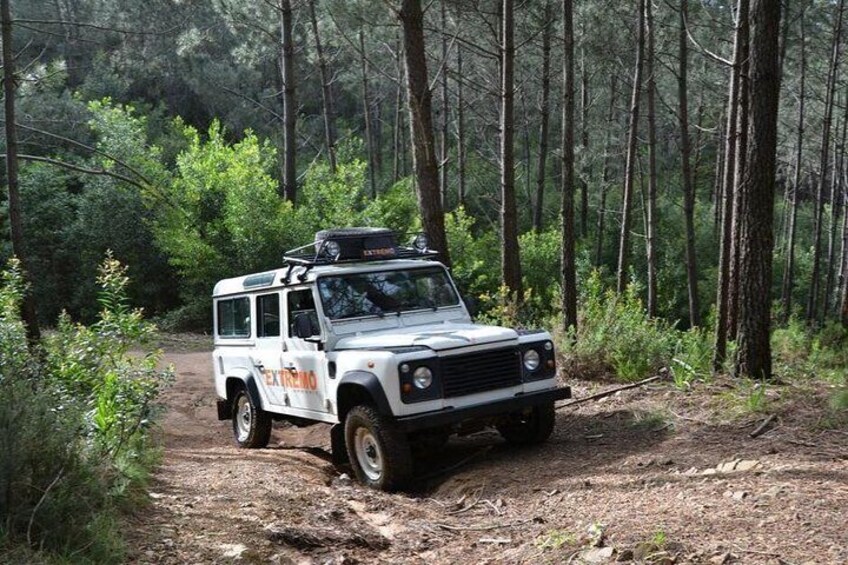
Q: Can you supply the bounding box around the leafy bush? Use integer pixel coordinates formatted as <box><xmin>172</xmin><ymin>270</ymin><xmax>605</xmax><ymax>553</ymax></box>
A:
<box><xmin>156</xmin><ymin>120</ymin><xmax>299</xmax><ymax>298</ymax></box>
<box><xmin>359</xmin><ymin>177</ymin><xmax>420</xmax><ymax>233</ymax></box>
<box><xmin>772</xmin><ymin>317</ymin><xmax>848</xmax><ymax>383</ymax></box>
<box><xmin>0</xmin><ymin>256</ymin><xmax>172</xmax><ymax>562</ymax></box>
<box><xmin>559</xmin><ymin>271</ymin><xmax>712</xmax><ymax>382</ymax></box>
<box><xmin>297</xmin><ymin>147</ymin><xmax>367</xmax><ymax>231</ymax></box>
<box><xmin>445</xmin><ymin>206</ymin><xmax>500</xmax><ymax>297</ymax></box>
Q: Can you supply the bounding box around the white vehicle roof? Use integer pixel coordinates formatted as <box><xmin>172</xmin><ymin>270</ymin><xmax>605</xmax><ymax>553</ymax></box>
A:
<box><xmin>212</xmin><ymin>259</ymin><xmax>447</xmax><ymax>298</ymax></box>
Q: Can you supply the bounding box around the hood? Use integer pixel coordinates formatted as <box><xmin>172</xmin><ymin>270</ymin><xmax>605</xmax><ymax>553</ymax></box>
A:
<box><xmin>334</xmin><ymin>323</ymin><xmax>517</xmax><ymax>352</ymax></box>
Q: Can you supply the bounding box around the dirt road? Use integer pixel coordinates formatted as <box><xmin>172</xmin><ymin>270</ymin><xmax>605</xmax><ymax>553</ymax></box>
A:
<box><xmin>127</xmin><ymin>349</ymin><xmax>848</xmax><ymax>564</ymax></box>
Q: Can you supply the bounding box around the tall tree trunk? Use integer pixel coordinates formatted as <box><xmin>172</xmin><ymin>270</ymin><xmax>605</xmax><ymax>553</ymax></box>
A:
<box><xmin>457</xmin><ymin>45</ymin><xmax>466</xmax><ymax>207</ymax></box>
<box><xmin>579</xmin><ymin>40</ymin><xmax>589</xmax><ymax>238</ymax></box>
<box><xmin>616</xmin><ymin>0</ymin><xmax>646</xmax><ymax>294</ymax></box>
<box><xmin>393</xmin><ymin>34</ymin><xmax>404</xmax><ymax>185</ymax></box>
<box><xmin>778</xmin><ymin>0</ymin><xmax>791</xmax><ymax>80</ymax></box>
<box><xmin>373</xmin><ymin>101</ymin><xmax>383</xmax><ymax>176</ymax></box>
<box><xmin>825</xmin><ymin>113</ymin><xmax>847</xmax><ymax>319</ymax></box>
<box><xmin>359</xmin><ymin>30</ymin><xmax>377</xmax><ymax>199</ymax></box>
<box><xmin>308</xmin><ymin>0</ymin><xmax>337</xmax><ymax>173</ymax></box>
<box><xmin>533</xmin><ymin>0</ymin><xmax>553</xmax><ymax>233</ymax></box>
<box><xmin>501</xmin><ymin>0</ymin><xmax>522</xmax><ymax>295</ymax></box>
<box><xmin>280</xmin><ymin>0</ymin><xmax>297</xmax><ymax>202</ymax></box>
<box><xmin>439</xmin><ymin>0</ymin><xmax>449</xmax><ymax>206</ymax></box>
<box><xmin>728</xmin><ymin>0</ymin><xmax>750</xmax><ymax>341</ymax></box>
<box><xmin>398</xmin><ymin>0</ymin><xmax>451</xmax><ymax>266</ymax></box>
<box><xmin>736</xmin><ymin>0</ymin><xmax>781</xmax><ymax>380</ymax></box>
<box><xmin>645</xmin><ymin>0</ymin><xmax>659</xmax><ymax>318</ymax></box>
<box><xmin>712</xmin><ymin>112</ymin><xmax>725</xmax><ymax>230</ymax></box>
<box><xmin>1</xmin><ymin>0</ymin><xmax>40</xmax><ymax>344</ymax></box>
<box><xmin>562</xmin><ymin>0</ymin><xmax>578</xmax><ymax>333</ymax></box>
<box><xmin>807</xmin><ymin>0</ymin><xmax>845</xmax><ymax>322</ymax></box>
<box><xmin>595</xmin><ymin>75</ymin><xmax>617</xmax><ymax>266</ymax></box>
<box><xmin>691</xmin><ymin>98</ymin><xmax>705</xmax><ymax>198</ymax></box>
<box><xmin>679</xmin><ymin>0</ymin><xmax>702</xmax><ymax>327</ymax></box>
<box><xmin>521</xmin><ymin>91</ymin><xmax>532</xmax><ymax>218</ymax></box>
<box><xmin>781</xmin><ymin>11</ymin><xmax>805</xmax><ymax>322</ymax></box>
<box><xmin>840</xmin><ymin>185</ymin><xmax>848</xmax><ymax>326</ymax></box>
<box><xmin>713</xmin><ymin>0</ymin><xmax>744</xmax><ymax>371</ymax></box>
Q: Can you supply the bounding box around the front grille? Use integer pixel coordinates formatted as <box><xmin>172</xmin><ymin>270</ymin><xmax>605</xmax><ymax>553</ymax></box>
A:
<box><xmin>440</xmin><ymin>347</ymin><xmax>522</xmax><ymax>398</ymax></box>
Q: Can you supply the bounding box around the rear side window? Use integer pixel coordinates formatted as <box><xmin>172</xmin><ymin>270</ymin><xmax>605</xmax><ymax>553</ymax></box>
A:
<box><xmin>257</xmin><ymin>293</ymin><xmax>280</xmax><ymax>337</ymax></box>
<box><xmin>217</xmin><ymin>297</ymin><xmax>251</xmax><ymax>337</ymax></box>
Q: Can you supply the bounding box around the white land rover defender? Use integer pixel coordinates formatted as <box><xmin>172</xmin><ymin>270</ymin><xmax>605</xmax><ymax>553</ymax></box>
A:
<box><xmin>212</xmin><ymin>228</ymin><xmax>571</xmax><ymax>490</ymax></box>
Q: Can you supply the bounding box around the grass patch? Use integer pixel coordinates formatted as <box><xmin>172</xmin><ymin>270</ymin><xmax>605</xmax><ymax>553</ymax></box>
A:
<box><xmin>631</xmin><ymin>409</ymin><xmax>673</xmax><ymax>431</ymax></box>
<box><xmin>535</xmin><ymin>529</ymin><xmax>578</xmax><ymax>551</ymax></box>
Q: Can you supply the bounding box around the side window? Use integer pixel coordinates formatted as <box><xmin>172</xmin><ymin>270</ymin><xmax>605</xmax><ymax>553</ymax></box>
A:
<box><xmin>256</xmin><ymin>293</ymin><xmax>281</xmax><ymax>338</ymax></box>
<box><xmin>287</xmin><ymin>289</ymin><xmax>318</xmax><ymax>338</ymax></box>
<box><xmin>217</xmin><ymin>297</ymin><xmax>251</xmax><ymax>338</ymax></box>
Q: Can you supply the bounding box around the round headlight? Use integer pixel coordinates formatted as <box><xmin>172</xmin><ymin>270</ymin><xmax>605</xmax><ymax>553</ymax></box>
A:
<box><xmin>412</xmin><ymin>233</ymin><xmax>429</xmax><ymax>251</ymax></box>
<box><xmin>523</xmin><ymin>349</ymin><xmax>541</xmax><ymax>371</ymax></box>
<box><xmin>412</xmin><ymin>366</ymin><xmax>433</xmax><ymax>389</ymax></box>
<box><xmin>324</xmin><ymin>240</ymin><xmax>341</xmax><ymax>258</ymax></box>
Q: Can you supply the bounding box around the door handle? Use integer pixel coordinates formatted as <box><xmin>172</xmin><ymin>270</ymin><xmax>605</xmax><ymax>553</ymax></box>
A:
<box><xmin>283</xmin><ymin>363</ymin><xmax>297</xmax><ymax>371</ymax></box>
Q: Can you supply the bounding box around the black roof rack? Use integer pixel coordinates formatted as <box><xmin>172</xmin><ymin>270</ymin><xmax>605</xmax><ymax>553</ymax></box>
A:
<box><xmin>282</xmin><ymin>229</ymin><xmax>438</xmax><ymax>269</ymax></box>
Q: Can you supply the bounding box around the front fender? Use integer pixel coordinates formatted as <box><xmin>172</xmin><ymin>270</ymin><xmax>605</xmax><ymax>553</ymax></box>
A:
<box><xmin>336</xmin><ymin>371</ymin><xmax>392</xmax><ymax>419</ymax></box>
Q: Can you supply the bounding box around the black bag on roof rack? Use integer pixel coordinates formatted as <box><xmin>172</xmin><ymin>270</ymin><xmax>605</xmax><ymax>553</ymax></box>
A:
<box><xmin>314</xmin><ymin>228</ymin><xmax>397</xmax><ymax>260</ymax></box>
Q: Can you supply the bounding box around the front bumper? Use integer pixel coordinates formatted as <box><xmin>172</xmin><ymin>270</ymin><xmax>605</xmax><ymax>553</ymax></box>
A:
<box><xmin>394</xmin><ymin>386</ymin><xmax>571</xmax><ymax>432</ymax></box>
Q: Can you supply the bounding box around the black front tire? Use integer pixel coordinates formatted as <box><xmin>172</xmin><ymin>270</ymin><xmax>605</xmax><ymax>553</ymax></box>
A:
<box><xmin>344</xmin><ymin>405</ymin><xmax>412</xmax><ymax>491</ymax></box>
<box><xmin>496</xmin><ymin>402</ymin><xmax>556</xmax><ymax>445</ymax></box>
<box><xmin>231</xmin><ymin>387</ymin><xmax>272</xmax><ymax>448</ymax></box>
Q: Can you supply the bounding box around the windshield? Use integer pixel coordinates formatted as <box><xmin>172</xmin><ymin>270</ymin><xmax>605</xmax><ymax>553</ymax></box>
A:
<box><xmin>317</xmin><ymin>267</ymin><xmax>460</xmax><ymax>320</ymax></box>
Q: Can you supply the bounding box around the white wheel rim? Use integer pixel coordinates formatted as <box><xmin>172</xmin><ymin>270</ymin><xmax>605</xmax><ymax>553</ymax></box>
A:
<box><xmin>236</xmin><ymin>395</ymin><xmax>252</xmax><ymax>442</ymax></box>
<box><xmin>354</xmin><ymin>427</ymin><xmax>383</xmax><ymax>481</ymax></box>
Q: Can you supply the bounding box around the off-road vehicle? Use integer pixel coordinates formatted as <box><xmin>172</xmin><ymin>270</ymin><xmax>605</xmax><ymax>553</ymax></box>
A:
<box><xmin>212</xmin><ymin>228</ymin><xmax>570</xmax><ymax>490</ymax></box>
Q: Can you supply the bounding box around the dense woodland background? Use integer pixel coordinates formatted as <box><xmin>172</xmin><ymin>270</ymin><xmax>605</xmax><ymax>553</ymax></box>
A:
<box><xmin>1</xmin><ymin>0</ymin><xmax>847</xmax><ymax>378</ymax></box>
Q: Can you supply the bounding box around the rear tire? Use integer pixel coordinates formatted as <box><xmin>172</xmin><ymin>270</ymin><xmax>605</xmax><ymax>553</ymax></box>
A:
<box><xmin>231</xmin><ymin>387</ymin><xmax>272</xmax><ymax>448</ymax></box>
<box><xmin>496</xmin><ymin>402</ymin><xmax>556</xmax><ymax>445</ymax></box>
<box><xmin>344</xmin><ymin>405</ymin><xmax>412</xmax><ymax>491</ymax></box>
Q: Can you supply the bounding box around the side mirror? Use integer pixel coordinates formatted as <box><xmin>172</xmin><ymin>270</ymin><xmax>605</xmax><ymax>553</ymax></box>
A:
<box><xmin>293</xmin><ymin>312</ymin><xmax>320</xmax><ymax>339</ymax></box>
<box><xmin>463</xmin><ymin>295</ymin><xmax>479</xmax><ymax>318</ymax></box>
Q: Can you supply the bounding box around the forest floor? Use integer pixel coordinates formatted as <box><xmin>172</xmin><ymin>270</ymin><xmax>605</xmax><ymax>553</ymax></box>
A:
<box><xmin>126</xmin><ymin>335</ymin><xmax>847</xmax><ymax>564</ymax></box>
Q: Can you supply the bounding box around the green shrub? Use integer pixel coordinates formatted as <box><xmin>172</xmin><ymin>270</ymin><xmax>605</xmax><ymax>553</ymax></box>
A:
<box><xmin>445</xmin><ymin>206</ymin><xmax>500</xmax><ymax>297</ymax></box>
<box><xmin>771</xmin><ymin>316</ymin><xmax>810</xmax><ymax>366</ymax></box>
<box><xmin>0</xmin><ymin>256</ymin><xmax>171</xmax><ymax>562</ymax></box>
<box><xmin>558</xmin><ymin>271</ymin><xmax>712</xmax><ymax>383</ymax></box>
<box><xmin>359</xmin><ymin>177</ymin><xmax>420</xmax><ymax>234</ymax></box>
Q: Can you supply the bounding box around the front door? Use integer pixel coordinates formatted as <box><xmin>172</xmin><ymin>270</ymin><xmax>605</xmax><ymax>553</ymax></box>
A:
<box><xmin>281</xmin><ymin>287</ymin><xmax>328</xmax><ymax>416</ymax></box>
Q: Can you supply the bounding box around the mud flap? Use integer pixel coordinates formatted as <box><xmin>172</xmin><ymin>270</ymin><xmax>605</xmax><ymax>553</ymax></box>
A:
<box><xmin>330</xmin><ymin>424</ymin><xmax>349</xmax><ymax>466</ymax></box>
<box><xmin>216</xmin><ymin>398</ymin><xmax>231</xmax><ymax>420</ymax></box>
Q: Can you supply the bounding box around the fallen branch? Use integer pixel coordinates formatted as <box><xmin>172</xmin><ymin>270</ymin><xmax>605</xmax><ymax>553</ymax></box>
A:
<box><xmin>447</xmin><ymin>488</ymin><xmax>484</xmax><ymax>515</ymax></box>
<box><xmin>477</xmin><ymin>538</ymin><xmax>511</xmax><ymax>545</ymax></box>
<box><xmin>483</xmin><ymin>499</ymin><xmax>503</xmax><ymax>516</ymax></box>
<box><xmin>750</xmin><ymin>414</ymin><xmax>776</xmax><ymax>438</ymax></box>
<box><xmin>787</xmin><ymin>439</ymin><xmax>818</xmax><ymax>448</ymax></box>
<box><xmin>437</xmin><ymin>517</ymin><xmax>534</xmax><ymax>532</ymax></box>
<box><xmin>556</xmin><ymin>376</ymin><xmax>661</xmax><ymax>411</ymax></box>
